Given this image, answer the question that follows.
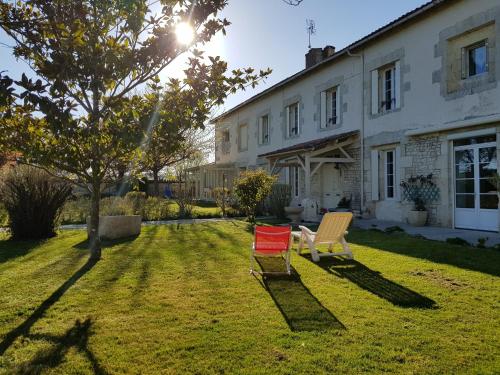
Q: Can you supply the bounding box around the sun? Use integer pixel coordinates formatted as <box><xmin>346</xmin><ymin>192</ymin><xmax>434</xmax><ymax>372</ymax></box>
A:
<box><xmin>175</xmin><ymin>22</ymin><xmax>194</xmax><ymax>45</ymax></box>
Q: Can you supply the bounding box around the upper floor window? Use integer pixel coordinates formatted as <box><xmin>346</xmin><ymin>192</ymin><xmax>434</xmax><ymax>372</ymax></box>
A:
<box><xmin>464</xmin><ymin>40</ymin><xmax>488</xmax><ymax>78</ymax></box>
<box><xmin>220</xmin><ymin>129</ymin><xmax>230</xmax><ymax>154</ymax></box>
<box><xmin>258</xmin><ymin>115</ymin><xmax>270</xmax><ymax>145</ymax></box>
<box><xmin>371</xmin><ymin>61</ymin><xmax>400</xmax><ymax>115</ymax></box>
<box><xmin>238</xmin><ymin>123</ymin><xmax>248</xmax><ymax>152</ymax></box>
<box><xmin>222</xmin><ymin>129</ymin><xmax>230</xmax><ymax>143</ymax></box>
<box><xmin>320</xmin><ymin>86</ymin><xmax>339</xmax><ymax>129</ymax></box>
<box><xmin>286</xmin><ymin>102</ymin><xmax>300</xmax><ymax>137</ymax></box>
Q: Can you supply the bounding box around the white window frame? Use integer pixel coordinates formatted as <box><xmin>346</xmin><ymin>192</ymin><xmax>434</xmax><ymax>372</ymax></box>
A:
<box><xmin>384</xmin><ymin>149</ymin><xmax>396</xmax><ymax>200</ymax></box>
<box><xmin>222</xmin><ymin>129</ymin><xmax>230</xmax><ymax>143</ymax></box>
<box><xmin>286</xmin><ymin>102</ymin><xmax>300</xmax><ymax>137</ymax></box>
<box><xmin>371</xmin><ymin>60</ymin><xmax>400</xmax><ymax>115</ymax></box>
<box><xmin>238</xmin><ymin>123</ymin><xmax>248</xmax><ymax>152</ymax></box>
<box><xmin>380</xmin><ymin>65</ymin><xmax>396</xmax><ymax>112</ymax></box>
<box><xmin>258</xmin><ymin>114</ymin><xmax>270</xmax><ymax>145</ymax></box>
<box><xmin>320</xmin><ymin>86</ymin><xmax>340</xmax><ymax>129</ymax></box>
<box><xmin>463</xmin><ymin>40</ymin><xmax>489</xmax><ymax>79</ymax></box>
<box><xmin>287</xmin><ymin>165</ymin><xmax>300</xmax><ymax>198</ymax></box>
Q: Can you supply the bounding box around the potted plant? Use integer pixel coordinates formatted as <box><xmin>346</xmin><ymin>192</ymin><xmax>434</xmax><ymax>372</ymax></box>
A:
<box><xmin>335</xmin><ymin>196</ymin><xmax>352</xmax><ymax>212</ymax></box>
<box><xmin>400</xmin><ymin>174</ymin><xmax>439</xmax><ymax>227</ymax></box>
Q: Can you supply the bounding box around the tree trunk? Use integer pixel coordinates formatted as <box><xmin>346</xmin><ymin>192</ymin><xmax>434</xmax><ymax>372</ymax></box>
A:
<box><xmin>153</xmin><ymin>168</ymin><xmax>160</xmax><ymax>197</ymax></box>
<box><xmin>89</xmin><ymin>182</ymin><xmax>102</xmax><ymax>260</ymax></box>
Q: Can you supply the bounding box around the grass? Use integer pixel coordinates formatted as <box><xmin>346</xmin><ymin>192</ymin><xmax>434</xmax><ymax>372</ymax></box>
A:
<box><xmin>0</xmin><ymin>222</ymin><xmax>499</xmax><ymax>374</ymax></box>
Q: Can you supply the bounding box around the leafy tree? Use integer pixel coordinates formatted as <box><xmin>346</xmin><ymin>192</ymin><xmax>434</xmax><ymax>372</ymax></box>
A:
<box><xmin>0</xmin><ymin>0</ymin><xmax>270</xmax><ymax>259</ymax></box>
<box><xmin>138</xmin><ymin>77</ymin><xmax>215</xmax><ymax>196</ymax></box>
<box><xmin>233</xmin><ymin>170</ymin><xmax>276</xmax><ymax>223</ymax></box>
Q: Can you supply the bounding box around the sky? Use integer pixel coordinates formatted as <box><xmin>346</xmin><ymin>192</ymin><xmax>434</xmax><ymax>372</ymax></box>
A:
<box><xmin>0</xmin><ymin>0</ymin><xmax>429</xmax><ymax>117</ymax></box>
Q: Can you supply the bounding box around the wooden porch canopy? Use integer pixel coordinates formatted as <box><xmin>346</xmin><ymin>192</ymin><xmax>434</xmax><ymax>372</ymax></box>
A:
<box><xmin>259</xmin><ymin>130</ymin><xmax>359</xmax><ymax>197</ymax></box>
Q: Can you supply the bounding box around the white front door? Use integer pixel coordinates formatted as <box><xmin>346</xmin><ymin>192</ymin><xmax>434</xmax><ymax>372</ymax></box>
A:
<box><xmin>321</xmin><ymin>164</ymin><xmax>341</xmax><ymax>210</ymax></box>
<box><xmin>454</xmin><ymin>141</ymin><xmax>498</xmax><ymax>231</ymax></box>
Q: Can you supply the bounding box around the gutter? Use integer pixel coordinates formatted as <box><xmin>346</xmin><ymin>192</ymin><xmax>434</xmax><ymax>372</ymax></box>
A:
<box><xmin>212</xmin><ymin>0</ymin><xmax>447</xmax><ymax>123</ymax></box>
<box><xmin>405</xmin><ymin>114</ymin><xmax>500</xmax><ymax>136</ymax></box>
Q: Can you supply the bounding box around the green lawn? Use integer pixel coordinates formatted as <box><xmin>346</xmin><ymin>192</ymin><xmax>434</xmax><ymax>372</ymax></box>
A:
<box><xmin>0</xmin><ymin>222</ymin><xmax>499</xmax><ymax>374</ymax></box>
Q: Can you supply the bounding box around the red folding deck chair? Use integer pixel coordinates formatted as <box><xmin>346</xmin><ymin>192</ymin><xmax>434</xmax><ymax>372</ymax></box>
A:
<box><xmin>250</xmin><ymin>226</ymin><xmax>292</xmax><ymax>275</ymax></box>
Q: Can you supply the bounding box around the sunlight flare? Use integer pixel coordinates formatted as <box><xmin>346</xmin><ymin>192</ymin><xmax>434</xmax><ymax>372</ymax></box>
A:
<box><xmin>175</xmin><ymin>22</ymin><xmax>194</xmax><ymax>45</ymax></box>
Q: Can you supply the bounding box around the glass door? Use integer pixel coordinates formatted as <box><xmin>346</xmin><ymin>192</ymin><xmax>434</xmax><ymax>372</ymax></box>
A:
<box><xmin>454</xmin><ymin>141</ymin><xmax>498</xmax><ymax>231</ymax></box>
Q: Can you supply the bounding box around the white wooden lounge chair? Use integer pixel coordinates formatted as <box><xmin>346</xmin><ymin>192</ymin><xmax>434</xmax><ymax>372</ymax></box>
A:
<box><xmin>297</xmin><ymin>212</ymin><xmax>353</xmax><ymax>262</ymax></box>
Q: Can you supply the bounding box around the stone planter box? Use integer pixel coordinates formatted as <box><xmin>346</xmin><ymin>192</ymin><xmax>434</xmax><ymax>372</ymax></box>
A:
<box><xmin>87</xmin><ymin>215</ymin><xmax>141</xmax><ymax>240</ymax></box>
<box><xmin>407</xmin><ymin>210</ymin><xmax>427</xmax><ymax>227</ymax></box>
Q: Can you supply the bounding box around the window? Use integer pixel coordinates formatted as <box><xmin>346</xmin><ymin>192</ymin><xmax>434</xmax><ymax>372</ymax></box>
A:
<box><xmin>380</xmin><ymin>64</ymin><xmax>396</xmax><ymax>112</ymax></box>
<box><xmin>258</xmin><ymin>115</ymin><xmax>270</xmax><ymax>145</ymax></box>
<box><xmin>220</xmin><ymin>129</ymin><xmax>230</xmax><ymax>154</ymax></box>
<box><xmin>222</xmin><ymin>129</ymin><xmax>229</xmax><ymax>142</ymax></box>
<box><xmin>286</xmin><ymin>165</ymin><xmax>300</xmax><ymax>198</ymax></box>
<box><xmin>238</xmin><ymin>123</ymin><xmax>248</xmax><ymax>151</ymax></box>
<box><xmin>464</xmin><ymin>41</ymin><xmax>488</xmax><ymax>78</ymax></box>
<box><xmin>384</xmin><ymin>150</ymin><xmax>395</xmax><ymax>199</ymax></box>
<box><xmin>320</xmin><ymin>86</ymin><xmax>339</xmax><ymax>129</ymax></box>
<box><xmin>371</xmin><ymin>61</ymin><xmax>400</xmax><ymax>115</ymax></box>
<box><xmin>286</xmin><ymin>102</ymin><xmax>300</xmax><ymax>137</ymax></box>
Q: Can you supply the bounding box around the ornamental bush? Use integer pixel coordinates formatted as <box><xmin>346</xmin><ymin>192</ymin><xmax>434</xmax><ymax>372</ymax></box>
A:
<box><xmin>266</xmin><ymin>183</ymin><xmax>292</xmax><ymax>219</ymax></box>
<box><xmin>0</xmin><ymin>165</ymin><xmax>72</xmax><ymax>239</ymax></box>
<box><xmin>233</xmin><ymin>170</ymin><xmax>276</xmax><ymax>223</ymax></box>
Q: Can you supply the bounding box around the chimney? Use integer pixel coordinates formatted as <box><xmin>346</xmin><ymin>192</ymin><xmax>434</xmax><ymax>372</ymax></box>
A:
<box><xmin>305</xmin><ymin>45</ymin><xmax>336</xmax><ymax>69</ymax></box>
<box><xmin>322</xmin><ymin>45</ymin><xmax>336</xmax><ymax>59</ymax></box>
<box><xmin>305</xmin><ymin>48</ymin><xmax>323</xmax><ymax>69</ymax></box>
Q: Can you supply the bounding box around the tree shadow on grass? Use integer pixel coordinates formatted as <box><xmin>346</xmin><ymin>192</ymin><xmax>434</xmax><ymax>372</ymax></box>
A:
<box><xmin>255</xmin><ymin>257</ymin><xmax>345</xmax><ymax>332</ymax></box>
<box><xmin>0</xmin><ymin>238</ymin><xmax>48</xmax><ymax>264</ymax></box>
<box><xmin>72</xmin><ymin>234</ymin><xmax>140</xmax><ymax>250</ymax></box>
<box><xmin>14</xmin><ymin>318</ymin><xmax>107</xmax><ymax>375</ymax></box>
<box><xmin>301</xmin><ymin>255</ymin><xmax>436</xmax><ymax>309</ymax></box>
<box><xmin>0</xmin><ymin>257</ymin><xmax>98</xmax><ymax>356</ymax></box>
<box><xmin>348</xmin><ymin>229</ymin><xmax>500</xmax><ymax>277</ymax></box>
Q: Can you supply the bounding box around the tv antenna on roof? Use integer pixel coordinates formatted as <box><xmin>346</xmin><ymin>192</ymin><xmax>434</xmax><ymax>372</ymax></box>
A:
<box><xmin>306</xmin><ymin>19</ymin><xmax>316</xmax><ymax>49</ymax></box>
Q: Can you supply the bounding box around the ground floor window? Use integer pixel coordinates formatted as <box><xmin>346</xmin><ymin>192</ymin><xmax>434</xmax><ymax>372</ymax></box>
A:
<box><xmin>384</xmin><ymin>150</ymin><xmax>395</xmax><ymax>199</ymax></box>
<box><xmin>287</xmin><ymin>165</ymin><xmax>300</xmax><ymax>198</ymax></box>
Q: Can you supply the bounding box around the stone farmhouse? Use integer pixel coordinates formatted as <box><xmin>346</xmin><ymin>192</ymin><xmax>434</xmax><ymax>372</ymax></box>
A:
<box><xmin>188</xmin><ymin>0</ymin><xmax>500</xmax><ymax>232</ymax></box>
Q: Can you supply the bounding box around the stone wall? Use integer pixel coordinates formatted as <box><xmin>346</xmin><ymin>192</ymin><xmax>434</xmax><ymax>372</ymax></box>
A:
<box><xmin>402</xmin><ymin>135</ymin><xmax>445</xmax><ymax>225</ymax></box>
<box><xmin>341</xmin><ymin>143</ymin><xmax>361</xmax><ymax>211</ymax></box>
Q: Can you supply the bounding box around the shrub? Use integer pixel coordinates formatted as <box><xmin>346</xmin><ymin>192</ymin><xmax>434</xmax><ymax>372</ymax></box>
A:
<box><xmin>446</xmin><ymin>237</ymin><xmax>470</xmax><ymax>247</ymax></box>
<box><xmin>176</xmin><ymin>188</ymin><xmax>195</xmax><ymax>219</ymax></box>
<box><xmin>0</xmin><ymin>165</ymin><xmax>72</xmax><ymax>239</ymax></box>
<box><xmin>234</xmin><ymin>170</ymin><xmax>276</xmax><ymax>223</ymax></box>
<box><xmin>266</xmin><ymin>183</ymin><xmax>292</xmax><ymax>219</ymax></box>
<box><xmin>100</xmin><ymin>196</ymin><xmax>134</xmax><ymax>216</ymax></box>
<box><xmin>213</xmin><ymin>187</ymin><xmax>230</xmax><ymax>217</ymax></box>
<box><xmin>142</xmin><ymin>197</ymin><xmax>171</xmax><ymax>221</ymax></box>
<box><xmin>61</xmin><ymin>196</ymin><xmax>90</xmax><ymax>224</ymax></box>
<box><xmin>125</xmin><ymin>191</ymin><xmax>147</xmax><ymax>215</ymax></box>
<box><xmin>0</xmin><ymin>203</ymin><xmax>8</xmax><ymax>227</ymax></box>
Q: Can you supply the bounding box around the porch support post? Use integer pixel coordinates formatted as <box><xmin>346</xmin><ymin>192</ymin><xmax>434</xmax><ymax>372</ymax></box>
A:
<box><xmin>305</xmin><ymin>153</ymin><xmax>311</xmax><ymax>198</ymax></box>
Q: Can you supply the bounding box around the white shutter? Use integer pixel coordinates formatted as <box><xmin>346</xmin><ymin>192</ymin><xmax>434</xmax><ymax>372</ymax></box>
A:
<box><xmin>371</xmin><ymin>150</ymin><xmax>379</xmax><ymax>201</ymax></box>
<box><xmin>461</xmin><ymin>47</ymin><xmax>467</xmax><ymax>79</ymax></box>
<box><xmin>371</xmin><ymin>70</ymin><xmax>379</xmax><ymax>115</ymax></box>
<box><xmin>296</xmin><ymin>104</ymin><xmax>300</xmax><ymax>134</ymax></box>
<box><xmin>335</xmin><ymin>87</ymin><xmax>341</xmax><ymax>124</ymax></box>
<box><xmin>320</xmin><ymin>91</ymin><xmax>327</xmax><ymax>129</ymax></box>
<box><xmin>285</xmin><ymin>106</ymin><xmax>290</xmax><ymax>137</ymax></box>
<box><xmin>394</xmin><ymin>61</ymin><xmax>401</xmax><ymax>109</ymax></box>
<box><xmin>258</xmin><ymin>117</ymin><xmax>262</xmax><ymax>144</ymax></box>
<box><xmin>395</xmin><ymin>146</ymin><xmax>401</xmax><ymax>200</ymax></box>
